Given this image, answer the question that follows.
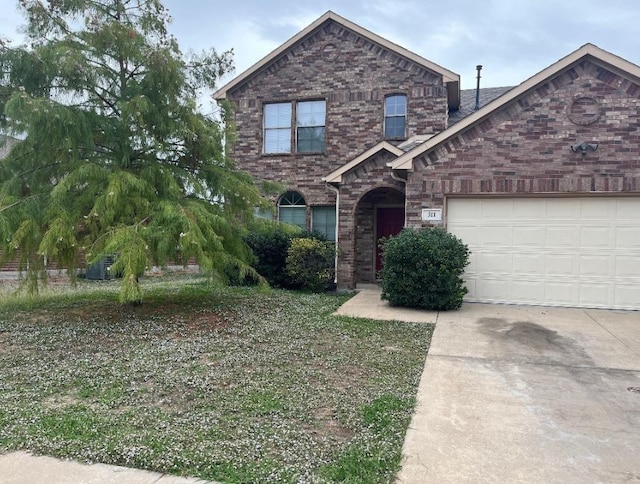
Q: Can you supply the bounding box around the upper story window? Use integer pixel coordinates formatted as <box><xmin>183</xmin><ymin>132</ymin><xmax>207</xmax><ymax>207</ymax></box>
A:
<box><xmin>264</xmin><ymin>102</ymin><xmax>292</xmax><ymax>154</ymax></box>
<box><xmin>297</xmin><ymin>100</ymin><xmax>326</xmax><ymax>153</ymax></box>
<box><xmin>263</xmin><ymin>100</ymin><xmax>326</xmax><ymax>154</ymax></box>
<box><xmin>384</xmin><ymin>94</ymin><xmax>407</xmax><ymax>139</ymax></box>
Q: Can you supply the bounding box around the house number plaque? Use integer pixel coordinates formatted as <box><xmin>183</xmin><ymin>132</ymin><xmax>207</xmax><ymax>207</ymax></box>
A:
<box><xmin>421</xmin><ymin>208</ymin><xmax>442</xmax><ymax>222</ymax></box>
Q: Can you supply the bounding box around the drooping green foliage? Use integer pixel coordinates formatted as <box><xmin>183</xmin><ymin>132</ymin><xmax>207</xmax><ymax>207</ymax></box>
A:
<box><xmin>380</xmin><ymin>228</ymin><xmax>470</xmax><ymax>310</ymax></box>
<box><xmin>0</xmin><ymin>0</ymin><xmax>264</xmax><ymax>302</ymax></box>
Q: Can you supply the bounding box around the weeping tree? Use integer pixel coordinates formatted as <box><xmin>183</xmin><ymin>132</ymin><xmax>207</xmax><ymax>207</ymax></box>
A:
<box><xmin>0</xmin><ymin>0</ymin><xmax>264</xmax><ymax>302</ymax></box>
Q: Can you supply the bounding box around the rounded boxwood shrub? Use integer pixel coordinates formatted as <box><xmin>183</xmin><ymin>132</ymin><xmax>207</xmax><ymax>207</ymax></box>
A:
<box><xmin>285</xmin><ymin>237</ymin><xmax>335</xmax><ymax>292</ymax></box>
<box><xmin>380</xmin><ymin>227</ymin><xmax>470</xmax><ymax>310</ymax></box>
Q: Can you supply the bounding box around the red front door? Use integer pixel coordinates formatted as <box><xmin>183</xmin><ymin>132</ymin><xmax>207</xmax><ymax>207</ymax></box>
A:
<box><xmin>375</xmin><ymin>207</ymin><xmax>405</xmax><ymax>272</ymax></box>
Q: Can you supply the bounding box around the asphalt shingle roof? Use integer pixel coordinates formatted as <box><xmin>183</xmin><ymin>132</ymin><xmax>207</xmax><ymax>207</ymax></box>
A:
<box><xmin>448</xmin><ymin>86</ymin><xmax>513</xmax><ymax>125</ymax></box>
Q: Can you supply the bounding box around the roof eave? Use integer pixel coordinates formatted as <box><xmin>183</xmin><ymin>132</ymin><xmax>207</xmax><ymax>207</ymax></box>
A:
<box><xmin>323</xmin><ymin>141</ymin><xmax>404</xmax><ymax>183</ymax></box>
<box><xmin>391</xmin><ymin>43</ymin><xmax>640</xmax><ymax>171</ymax></box>
<box><xmin>213</xmin><ymin>10</ymin><xmax>460</xmax><ymax>101</ymax></box>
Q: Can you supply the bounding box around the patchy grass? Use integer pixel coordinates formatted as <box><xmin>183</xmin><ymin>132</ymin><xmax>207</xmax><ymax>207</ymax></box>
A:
<box><xmin>0</xmin><ymin>275</ymin><xmax>434</xmax><ymax>483</ymax></box>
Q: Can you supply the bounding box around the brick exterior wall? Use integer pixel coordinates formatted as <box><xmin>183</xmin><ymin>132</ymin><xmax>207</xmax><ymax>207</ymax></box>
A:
<box><xmin>336</xmin><ymin>150</ymin><xmax>405</xmax><ymax>288</ymax></box>
<box><xmin>405</xmin><ymin>60</ymin><xmax>640</xmax><ymax>228</ymax></box>
<box><xmin>225</xmin><ymin>19</ymin><xmax>448</xmax><ymax>210</ymax></box>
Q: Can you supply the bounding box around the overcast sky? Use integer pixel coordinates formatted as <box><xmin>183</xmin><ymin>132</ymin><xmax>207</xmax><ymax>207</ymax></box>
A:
<box><xmin>2</xmin><ymin>0</ymin><xmax>640</xmax><ymax>91</ymax></box>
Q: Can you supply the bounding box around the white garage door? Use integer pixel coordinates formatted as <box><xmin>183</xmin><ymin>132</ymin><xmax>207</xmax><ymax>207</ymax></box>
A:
<box><xmin>447</xmin><ymin>197</ymin><xmax>640</xmax><ymax>310</ymax></box>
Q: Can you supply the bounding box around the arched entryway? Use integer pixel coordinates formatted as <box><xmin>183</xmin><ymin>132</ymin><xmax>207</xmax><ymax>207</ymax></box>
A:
<box><xmin>354</xmin><ymin>187</ymin><xmax>405</xmax><ymax>284</ymax></box>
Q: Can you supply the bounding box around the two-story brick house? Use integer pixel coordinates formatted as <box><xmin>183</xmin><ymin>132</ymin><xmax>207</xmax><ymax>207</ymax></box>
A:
<box><xmin>214</xmin><ymin>11</ymin><xmax>640</xmax><ymax>311</ymax></box>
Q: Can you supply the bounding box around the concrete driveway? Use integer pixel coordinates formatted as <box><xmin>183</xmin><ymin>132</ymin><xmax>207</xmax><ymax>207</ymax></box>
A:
<box><xmin>394</xmin><ymin>302</ymin><xmax>640</xmax><ymax>483</ymax></box>
<box><xmin>337</xmin><ymin>288</ymin><xmax>640</xmax><ymax>482</ymax></box>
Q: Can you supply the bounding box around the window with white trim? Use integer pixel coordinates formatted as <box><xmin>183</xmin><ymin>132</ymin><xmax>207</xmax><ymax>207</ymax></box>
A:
<box><xmin>296</xmin><ymin>100</ymin><xmax>326</xmax><ymax>153</ymax></box>
<box><xmin>263</xmin><ymin>102</ymin><xmax>292</xmax><ymax>153</ymax></box>
<box><xmin>263</xmin><ymin>100</ymin><xmax>326</xmax><ymax>154</ymax></box>
<box><xmin>278</xmin><ymin>191</ymin><xmax>306</xmax><ymax>229</ymax></box>
<box><xmin>311</xmin><ymin>206</ymin><xmax>336</xmax><ymax>242</ymax></box>
<box><xmin>384</xmin><ymin>94</ymin><xmax>407</xmax><ymax>139</ymax></box>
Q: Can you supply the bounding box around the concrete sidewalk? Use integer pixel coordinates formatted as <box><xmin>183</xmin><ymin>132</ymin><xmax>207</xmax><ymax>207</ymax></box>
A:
<box><xmin>335</xmin><ymin>284</ymin><xmax>438</xmax><ymax>323</ymax></box>
<box><xmin>0</xmin><ymin>451</ymin><xmax>212</xmax><ymax>483</ymax></box>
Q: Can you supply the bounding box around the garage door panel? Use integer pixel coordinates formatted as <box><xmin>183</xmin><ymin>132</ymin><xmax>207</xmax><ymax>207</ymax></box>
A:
<box><xmin>614</xmin><ymin>286</ymin><xmax>640</xmax><ymax>307</ymax></box>
<box><xmin>448</xmin><ymin>226</ymin><xmax>478</xmax><ymax>246</ymax></box>
<box><xmin>580</xmin><ymin>227</ymin><xmax>613</xmax><ymax>247</ymax></box>
<box><xmin>579</xmin><ymin>283</ymin><xmax>612</xmax><ymax>306</ymax></box>
<box><xmin>477</xmin><ymin>252</ymin><xmax>512</xmax><ymax>273</ymax></box>
<box><xmin>475</xmin><ymin>278</ymin><xmax>511</xmax><ymax>300</ymax></box>
<box><xmin>579</xmin><ymin>255</ymin><xmax>612</xmax><ymax>276</ymax></box>
<box><xmin>513</xmin><ymin>254</ymin><xmax>544</xmax><ymax>274</ymax></box>
<box><xmin>616</xmin><ymin>227</ymin><xmax>640</xmax><ymax>248</ymax></box>
<box><xmin>481</xmin><ymin>201</ymin><xmax>513</xmax><ymax>218</ymax></box>
<box><xmin>546</xmin><ymin>226</ymin><xmax>579</xmax><ymax>247</ymax></box>
<box><xmin>580</xmin><ymin>199</ymin><xmax>614</xmax><ymax>219</ymax></box>
<box><xmin>511</xmin><ymin>280</ymin><xmax>545</xmax><ymax>302</ymax></box>
<box><xmin>513</xmin><ymin>226</ymin><xmax>545</xmax><ymax>246</ymax></box>
<box><xmin>514</xmin><ymin>200</ymin><xmax>547</xmax><ymax>218</ymax></box>
<box><xmin>447</xmin><ymin>197</ymin><xmax>640</xmax><ymax>310</ymax></box>
<box><xmin>545</xmin><ymin>280</ymin><xmax>578</xmax><ymax>305</ymax></box>
<box><xmin>545</xmin><ymin>199</ymin><xmax>580</xmax><ymax>219</ymax></box>
<box><xmin>616</xmin><ymin>199</ymin><xmax>640</xmax><ymax>219</ymax></box>
<box><xmin>479</xmin><ymin>226</ymin><xmax>511</xmax><ymax>245</ymax></box>
<box><xmin>615</xmin><ymin>256</ymin><xmax>640</xmax><ymax>277</ymax></box>
<box><xmin>545</xmin><ymin>254</ymin><xmax>576</xmax><ymax>276</ymax></box>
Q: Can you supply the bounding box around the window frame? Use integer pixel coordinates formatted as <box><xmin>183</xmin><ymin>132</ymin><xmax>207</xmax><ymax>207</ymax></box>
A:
<box><xmin>384</xmin><ymin>94</ymin><xmax>407</xmax><ymax>139</ymax></box>
<box><xmin>262</xmin><ymin>99</ymin><xmax>326</xmax><ymax>155</ymax></box>
<box><xmin>296</xmin><ymin>100</ymin><xmax>326</xmax><ymax>153</ymax></box>
<box><xmin>278</xmin><ymin>191</ymin><xmax>307</xmax><ymax>229</ymax></box>
<box><xmin>263</xmin><ymin>102</ymin><xmax>292</xmax><ymax>154</ymax></box>
<box><xmin>311</xmin><ymin>205</ymin><xmax>336</xmax><ymax>242</ymax></box>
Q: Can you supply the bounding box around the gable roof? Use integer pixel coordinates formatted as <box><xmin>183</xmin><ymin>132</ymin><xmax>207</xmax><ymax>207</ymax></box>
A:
<box><xmin>213</xmin><ymin>11</ymin><xmax>460</xmax><ymax>107</ymax></box>
<box><xmin>448</xmin><ymin>86</ymin><xmax>514</xmax><ymax>125</ymax></box>
<box><xmin>323</xmin><ymin>141</ymin><xmax>404</xmax><ymax>184</ymax></box>
<box><xmin>390</xmin><ymin>43</ymin><xmax>640</xmax><ymax>171</ymax></box>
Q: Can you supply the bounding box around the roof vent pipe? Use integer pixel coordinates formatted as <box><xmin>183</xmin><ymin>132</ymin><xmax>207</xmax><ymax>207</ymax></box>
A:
<box><xmin>475</xmin><ymin>65</ymin><xmax>482</xmax><ymax>110</ymax></box>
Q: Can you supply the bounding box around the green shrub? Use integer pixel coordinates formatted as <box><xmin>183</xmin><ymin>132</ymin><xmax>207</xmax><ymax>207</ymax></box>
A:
<box><xmin>380</xmin><ymin>228</ymin><xmax>470</xmax><ymax>310</ymax></box>
<box><xmin>285</xmin><ymin>238</ymin><xmax>335</xmax><ymax>292</ymax></box>
<box><xmin>243</xmin><ymin>220</ymin><xmax>326</xmax><ymax>289</ymax></box>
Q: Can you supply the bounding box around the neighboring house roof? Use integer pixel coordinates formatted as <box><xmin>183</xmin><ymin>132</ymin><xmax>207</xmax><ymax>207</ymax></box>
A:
<box><xmin>213</xmin><ymin>10</ymin><xmax>461</xmax><ymax>109</ymax></box>
<box><xmin>322</xmin><ymin>141</ymin><xmax>403</xmax><ymax>184</ymax></box>
<box><xmin>390</xmin><ymin>43</ymin><xmax>640</xmax><ymax>171</ymax></box>
<box><xmin>448</xmin><ymin>86</ymin><xmax>513</xmax><ymax>125</ymax></box>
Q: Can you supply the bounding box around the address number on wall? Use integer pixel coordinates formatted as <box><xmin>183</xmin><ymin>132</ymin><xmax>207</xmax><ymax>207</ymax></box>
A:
<box><xmin>421</xmin><ymin>208</ymin><xmax>442</xmax><ymax>222</ymax></box>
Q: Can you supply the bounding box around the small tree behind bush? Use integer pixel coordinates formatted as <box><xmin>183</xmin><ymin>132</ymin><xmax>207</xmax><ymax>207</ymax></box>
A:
<box><xmin>380</xmin><ymin>228</ymin><xmax>470</xmax><ymax>310</ymax></box>
<box><xmin>286</xmin><ymin>238</ymin><xmax>335</xmax><ymax>293</ymax></box>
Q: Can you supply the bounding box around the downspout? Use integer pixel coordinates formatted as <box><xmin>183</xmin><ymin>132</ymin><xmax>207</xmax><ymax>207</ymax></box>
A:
<box><xmin>325</xmin><ymin>182</ymin><xmax>340</xmax><ymax>284</ymax></box>
<box><xmin>390</xmin><ymin>169</ymin><xmax>408</xmax><ymax>227</ymax></box>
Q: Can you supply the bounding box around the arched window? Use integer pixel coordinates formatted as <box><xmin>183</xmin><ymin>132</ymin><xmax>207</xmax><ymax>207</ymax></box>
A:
<box><xmin>278</xmin><ymin>191</ymin><xmax>306</xmax><ymax>229</ymax></box>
